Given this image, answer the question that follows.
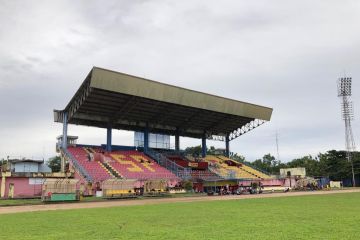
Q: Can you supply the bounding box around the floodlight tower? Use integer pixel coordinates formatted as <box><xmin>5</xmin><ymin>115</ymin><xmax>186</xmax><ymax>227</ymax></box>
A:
<box><xmin>337</xmin><ymin>77</ymin><xmax>356</xmax><ymax>187</ymax></box>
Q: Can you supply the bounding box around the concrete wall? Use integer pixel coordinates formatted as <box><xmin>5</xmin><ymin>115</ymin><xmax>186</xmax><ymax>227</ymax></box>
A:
<box><xmin>283</xmin><ymin>178</ymin><xmax>297</xmax><ymax>188</ymax></box>
<box><xmin>9</xmin><ymin>162</ymin><xmax>51</xmax><ymax>174</ymax></box>
<box><xmin>12</xmin><ymin>162</ymin><xmax>39</xmax><ymax>173</ymax></box>
<box><xmin>1</xmin><ymin>177</ymin><xmax>43</xmax><ymax>198</ymax></box>
<box><xmin>238</xmin><ymin>179</ymin><xmax>285</xmax><ymax>187</ymax></box>
<box><xmin>280</xmin><ymin>168</ymin><xmax>306</xmax><ymax>177</ymax></box>
<box><xmin>38</xmin><ymin>164</ymin><xmax>51</xmax><ymax>173</ymax></box>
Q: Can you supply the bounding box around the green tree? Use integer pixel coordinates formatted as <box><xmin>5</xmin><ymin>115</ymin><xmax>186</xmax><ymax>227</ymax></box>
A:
<box><xmin>184</xmin><ymin>145</ymin><xmax>202</xmax><ymax>157</ymax></box>
<box><xmin>230</xmin><ymin>153</ymin><xmax>245</xmax><ymax>163</ymax></box>
<box><xmin>287</xmin><ymin>155</ymin><xmax>323</xmax><ymax>177</ymax></box>
<box><xmin>251</xmin><ymin>154</ymin><xmax>278</xmax><ymax>174</ymax></box>
<box><xmin>245</xmin><ymin>150</ymin><xmax>359</xmax><ymax>183</ymax></box>
<box><xmin>318</xmin><ymin>150</ymin><xmax>353</xmax><ymax>180</ymax></box>
<box><xmin>208</xmin><ymin>146</ymin><xmax>216</xmax><ymax>155</ymax></box>
<box><xmin>184</xmin><ymin>145</ymin><xmax>218</xmax><ymax>156</ymax></box>
<box><xmin>47</xmin><ymin>156</ymin><xmax>61</xmax><ymax>172</ymax></box>
<box><xmin>0</xmin><ymin>158</ymin><xmax>7</xmax><ymax>172</ymax></box>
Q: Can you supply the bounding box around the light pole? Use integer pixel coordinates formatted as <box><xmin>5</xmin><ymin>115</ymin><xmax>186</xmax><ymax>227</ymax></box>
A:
<box><xmin>337</xmin><ymin>77</ymin><xmax>356</xmax><ymax>187</ymax></box>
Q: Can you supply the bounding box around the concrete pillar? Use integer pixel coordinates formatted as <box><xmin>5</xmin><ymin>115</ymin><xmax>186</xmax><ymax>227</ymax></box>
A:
<box><xmin>225</xmin><ymin>134</ymin><xmax>230</xmax><ymax>157</ymax></box>
<box><xmin>0</xmin><ymin>172</ymin><xmax>10</xmax><ymax>198</ymax></box>
<box><xmin>60</xmin><ymin>153</ymin><xmax>65</xmax><ymax>173</ymax></box>
<box><xmin>202</xmin><ymin>133</ymin><xmax>207</xmax><ymax>158</ymax></box>
<box><xmin>1</xmin><ymin>175</ymin><xmax>5</xmax><ymax>198</ymax></box>
<box><xmin>62</xmin><ymin>112</ymin><xmax>68</xmax><ymax>149</ymax></box>
<box><xmin>106</xmin><ymin>126</ymin><xmax>112</xmax><ymax>152</ymax></box>
<box><xmin>175</xmin><ymin>128</ymin><xmax>180</xmax><ymax>152</ymax></box>
<box><xmin>144</xmin><ymin>125</ymin><xmax>149</xmax><ymax>153</ymax></box>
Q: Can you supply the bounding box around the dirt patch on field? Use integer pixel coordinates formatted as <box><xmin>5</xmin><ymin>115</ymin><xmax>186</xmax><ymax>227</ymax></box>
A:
<box><xmin>1</xmin><ymin>189</ymin><xmax>359</xmax><ymax>215</ymax></box>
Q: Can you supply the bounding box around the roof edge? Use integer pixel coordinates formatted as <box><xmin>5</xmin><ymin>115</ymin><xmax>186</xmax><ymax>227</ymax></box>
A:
<box><xmin>90</xmin><ymin>67</ymin><xmax>272</xmax><ymax>121</ymax></box>
<box><xmin>92</xmin><ymin>66</ymin><xmax>273</xmax><ymax>112</ymax></box>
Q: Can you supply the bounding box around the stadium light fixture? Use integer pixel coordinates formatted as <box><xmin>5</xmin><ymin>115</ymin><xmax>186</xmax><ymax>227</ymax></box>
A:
<box><xmin>337</xmin><ymin>76</ymin><xmax>356</xmax><ymax>187</ymax></box>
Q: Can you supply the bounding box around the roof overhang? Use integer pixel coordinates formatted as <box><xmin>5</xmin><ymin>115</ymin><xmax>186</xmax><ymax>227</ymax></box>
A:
<box><xmin>9</xmin><ymin>159</ymin><xmax>44</xmax><ymax>163</ymax></box>
<box><xmin>54</xmin><ymin>67</ymin><xmax>273</xmax><ymax>141</ymax></box>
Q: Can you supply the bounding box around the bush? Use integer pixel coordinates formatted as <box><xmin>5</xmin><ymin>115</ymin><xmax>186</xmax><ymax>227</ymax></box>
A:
<box><xmin>182</xmin><ymin>181</ymin><xmax>193</xmax><ymax>191</ymax></box>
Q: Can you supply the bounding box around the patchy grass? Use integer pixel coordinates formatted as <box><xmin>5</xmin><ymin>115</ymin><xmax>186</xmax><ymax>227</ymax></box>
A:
<box><xmin>0</xmin><ymin>192</ymin><xmax>203</xmax><ymax>206</ymax></box>
<box><xmin>0</xmin><ymin>198</ymin><xmax>42</xmax><ymax>206</ymax></box>
<box><xmin>0</xmin><ymin>193</ymin><xmax>359</xmax><ymax>240</ymax></box>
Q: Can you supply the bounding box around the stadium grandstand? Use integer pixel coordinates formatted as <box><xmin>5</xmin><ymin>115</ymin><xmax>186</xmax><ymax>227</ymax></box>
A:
<box><xmin>54</xmin><ymin>67</ymin><xmax>275</xmax><ymax>194</ymax></box>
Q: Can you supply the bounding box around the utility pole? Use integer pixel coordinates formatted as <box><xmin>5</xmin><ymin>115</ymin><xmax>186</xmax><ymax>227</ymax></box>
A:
<box><xmin>276</xmin><ymin>131</ymin><xmax>280</xmax><ymax>163</ymax></box>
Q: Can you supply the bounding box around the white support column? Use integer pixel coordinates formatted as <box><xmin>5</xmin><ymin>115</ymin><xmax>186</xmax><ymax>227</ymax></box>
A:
<box><xmin>62</xmin><ymin>112</ymin><xmax>68</xmax><ymax>149</ymax></box>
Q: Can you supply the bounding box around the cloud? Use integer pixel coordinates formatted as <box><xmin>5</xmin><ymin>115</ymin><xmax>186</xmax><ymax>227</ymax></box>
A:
<box><xmin>0</xmin><ymin>0</ymin><xmax>359</xmax><ymax>161</ymax></box>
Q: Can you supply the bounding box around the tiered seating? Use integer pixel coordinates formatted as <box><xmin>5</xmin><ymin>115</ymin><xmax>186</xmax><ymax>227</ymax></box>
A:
<box><xmin>167</xmin><ymin>155</ymin><xmax>208</xmax><ymax>169</ymax></box>
<box><xmin>167</xmin><ymin>156</ymin><xmax>189</xmax><ymax>168</ymax></box>
<box><xmin>167</xmin><ymin>155</ymin><xmax>221</xmax><ymax>180</ymax></box>
<box><xmin>190</xmin><ymin>170</ymin><xmax>221</xmax><ymax>181</ymax></box>
<box><xmin>185</xmin><ymin>155</ymin><xmax>196</xmax><ymax>161</ymax></box>
<box><xmin>204</xmin><ymin>155</ymin><xmax>258</xmax><ymax>179</ymax></box>
<box><xmin>67</xmin><ymin>147</ymin><xmax>113</xmax><ymax>182</ymax></box>
<box><xmin>241</xmin><ymin>164</ymin><xmax>270</xmax><ymax>179</ymax></box>
<box><xmin>217</xmin><ymin>156</ymin><xmax>271</xmax><ymax>179</ymax></box>
<box><xmin>69</xmin><ymin>146</ymin><xmax>265</xmax><ymax>182</ymax></box>
<box><xmin>167</xmin><ymin>156</ymin><xmax>185</xmax><ymax>162</ymax></box>
<box><xmin>106</xmin><ymin>151</ymin><xmax>177</xmax><ymax>180</ymax></box>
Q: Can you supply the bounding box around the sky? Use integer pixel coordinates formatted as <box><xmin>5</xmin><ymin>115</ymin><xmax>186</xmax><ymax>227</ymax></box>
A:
<box><xmin>0</xmin><ymin>0</ymin><xmax>359</xmax><ymax>162</ymax></box>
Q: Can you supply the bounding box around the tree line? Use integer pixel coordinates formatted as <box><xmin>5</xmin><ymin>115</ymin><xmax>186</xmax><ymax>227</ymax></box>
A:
<box><xmin>247</xmin><ymin>150</ymin><xmax>360</xmax><ymax>181</ymax></box>
<box><xmin>185</xmin><ymin>146</ymin><xmax>360</xmax><ymax>181</ymax></box>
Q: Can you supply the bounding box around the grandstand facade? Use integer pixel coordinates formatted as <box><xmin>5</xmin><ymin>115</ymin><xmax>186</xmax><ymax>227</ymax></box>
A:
<box><xmin>54</xmin><ymin>67</ymin><xmax>275</xmax><ymax>193</ymax></box>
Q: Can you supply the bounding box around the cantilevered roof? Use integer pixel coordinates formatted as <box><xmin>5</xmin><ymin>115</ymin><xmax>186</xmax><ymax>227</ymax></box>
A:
<box><xmin>54</xmin><ymin>67</ymin><xmax>272</xmax><ymax>141</ymax></box>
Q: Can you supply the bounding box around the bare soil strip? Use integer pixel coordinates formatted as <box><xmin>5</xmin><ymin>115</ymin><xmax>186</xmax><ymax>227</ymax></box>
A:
<box><xmin>1</xmin><ymin>189</ymin><xmax>359</xmax><ymax>215</ymax></box>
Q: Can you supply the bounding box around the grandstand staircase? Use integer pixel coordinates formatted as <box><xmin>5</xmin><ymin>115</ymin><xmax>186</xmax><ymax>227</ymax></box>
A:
<box><xmin>240</xmin><ymin>166</ymin><xmax>262</xmax><ymax>179</ymax></box>
<box><xmin>82</xmin><ymin>147</ymin><xmax>121</xmax><ymax>178</ymax></box>
<box><xmin>61</xmin><ymin>147</ymin><xmax>93</xmax><ymax>182</ymax></box>
<box><xmin>101</xmin><ymin>162</ymin><xmax>122</xmax><ymax>178</ymax></box>
<box><xmin>84</xmin><ymin>147</ymin><xmax>122</xmax><ymax>178</ymax></box>
<box><xmin>84</xmin><ymin>147</ymin><xmax>95</xmax><ymax>154</ymax></box>
<box><xmin>240</xmin><ymin>164</ymin><xmax>270</xmax><ymax>179</ymax></box>
<box><xmin>219</xmin><ymin>156</ymin><xmax>271</xmax><ymax>179</ymax></box>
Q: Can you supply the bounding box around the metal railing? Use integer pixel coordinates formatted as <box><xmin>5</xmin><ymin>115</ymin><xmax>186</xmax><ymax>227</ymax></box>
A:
<box><xmin>61</xmin><ymin>147</ymin><xmax>93</xmax><ymax>182</ymax></box>
<box><xmin>145</xmin><ymin>149</ymin><xmax>191</xmax><ymax>179</ymax></box>
<box><xmin>227</xmin><ymin>156</ymin><xmax>271</xmax><ymax>176</ymax></box>
<box><xmin>241</xmin><ymin>161</ymin><xmax>271</xmax><ymax>176</ymax></box>
<box><xmin>208</xmin><ymin>166</ymin><xmax>246</xmax><ymax>180</ymax></box>
<box><xmin>208</xmin><ymin>166</ymin><xmax>230</xmax><ymax>179</ymax></box>
<box><xmin>187</xmin><ymin>170</ymin><xmax>223</xmax><ymax>181</ymax></box>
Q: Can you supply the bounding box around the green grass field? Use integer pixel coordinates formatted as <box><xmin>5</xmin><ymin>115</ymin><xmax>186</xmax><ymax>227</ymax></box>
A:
<box><xmin>0</xmin><ymin>193</ymin><xmax>204</xmax><ymax>207</ymax></box>
<box><xmin>0</xmin><ymin>192</ymin><xmax>359</xmax><ymax>240</ymax></box>
<box><xmin>0</xmin><ymin>198</ymin><xmax>42</xmax><ymax>206</ymax></box>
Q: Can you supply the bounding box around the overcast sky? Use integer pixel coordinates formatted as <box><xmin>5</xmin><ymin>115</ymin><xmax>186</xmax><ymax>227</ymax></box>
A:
<box><xmin>0</xmin><ymin>0</ymin><xmax>359</xmax><ymax>162</ymax></box>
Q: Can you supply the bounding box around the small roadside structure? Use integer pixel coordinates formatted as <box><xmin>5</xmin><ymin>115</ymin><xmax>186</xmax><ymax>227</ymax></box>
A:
<box><xmin>1</xmin><ymin>158</ymin><xmax>71</xmax><ymax>199</ymax></box>
<box><xmin>7</xmin><ymin>158</ymin><xmax>51</xmax><ymax>173</ymax></box>
<box><xmin>280</xmin><ymin>168</ymin><xmax>306</xmax><ymax>178</ymax></box>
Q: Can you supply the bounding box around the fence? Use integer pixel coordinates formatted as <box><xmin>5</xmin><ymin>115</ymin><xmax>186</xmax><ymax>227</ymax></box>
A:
<box><xmin>61</xmin><ymin>147</ymin><xmax>93</xmax><ymax>182</ymax></box>
<box><xmin>42</xmin><ymin>178</ymin><xmax>79</xmax><ymax>202</ymax></box>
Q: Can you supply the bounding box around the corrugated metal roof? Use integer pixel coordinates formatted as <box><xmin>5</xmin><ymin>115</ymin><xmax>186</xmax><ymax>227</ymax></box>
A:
<box><xmin>90</xmin><ymin>67</ymin><xmax>272</xmax><ymax>121</ymax></box>
<box><xmin>54</xmin><ymin>67</ymin><xmax>272</xmax><ymax>140</ymax></box>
